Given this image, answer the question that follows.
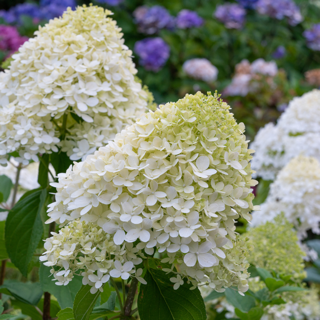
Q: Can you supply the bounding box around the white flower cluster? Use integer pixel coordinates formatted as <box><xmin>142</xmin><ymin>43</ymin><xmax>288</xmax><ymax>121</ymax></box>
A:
<box><xmin>42</xmin><ymin>92</ymin><xmax>257</xmax><ymax>293</ymax></box>
<box><xmin>223</xmin><ymin>59</ymin><xmax>278</xmax><ymax>97</ymax></box>
<box><xmin>183</xmin><ymin>59</ymin><xmax>218</xmax><ymax>83</ymax></box>
<box><xmin>251</xmin><ymin>155</ymin><xmax>320</xmax><ymax>239</ymax></box>
<box><xmin>0</xmin><ymin>5</ymin><xmax>152</xmax><ymax>165</ymax></box>
<box><xmin>251</xmin><ymin>89</ymin><xmax>320</xmax><ymax>180</ymax></box>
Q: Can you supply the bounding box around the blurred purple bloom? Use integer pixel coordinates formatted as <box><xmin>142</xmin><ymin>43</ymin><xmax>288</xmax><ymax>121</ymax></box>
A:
<box><xmin>40</xmin><ymin>0</ymin><xmax>75</xmax><ymax>6</ymax></box>
<box><xmin>0</xmin><ymin>3</ymin><xmax>41</xmax><ymax>24</ymax></box>
<box><xmin>236</xmin><ymin>0</ymin><xmax>259</xmax><ymax>9</ymax></box>
<box><xmin>176</xmin><ymin>10</ymin><xmax>204</xmax><ymax>29</ymax></box>
<box><xmin>255</xmin><ymin>0</ymin><xmax>302</xmax><ymax>26</ymax></box>
<box><xmin>134</xmin><ymin>37</ymin><xmax>170</xmax><ymax>72</ymax></box>
<box><xmin>272</xmin><ymin>46</ymin><xmax>286</xmax><ymax>59</ymax></box>
<box><xmin>95</xmin><ymin>0</ymin><xmax>124</xmax><ymax>5</ymax></box>
<box><xmin>304</xmin><ymin>24</ymin><xmax>320</xmax><ymax>51</ymax></box>
<box><xmin>133</xmin><ymin>6</ymin><xmax>175</xmax><ymax>34</ymax></box>
<box><xmin>214</xmin><ymin>4</ymin><xmax>246</xmax><ymax>29</ymax></box>
<box><xmin>0</xmin><ymin>25</ymin><xmax>28</xmax><ymax>57</ymax></box>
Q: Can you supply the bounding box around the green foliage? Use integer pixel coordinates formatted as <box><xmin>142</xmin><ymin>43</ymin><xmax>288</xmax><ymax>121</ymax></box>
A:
<box><xmin>0</xmin><ymin>175</ymin><xmax>13</xmax><ymax>203</ymax></box>
<box><xmin>225</xmin><ymin>289</ymin><xmax>255</xmax><ymax>313</ymax></box>
<box><xmin>5</xmin><ymin>189</ymin><xmax>48</xmax><ymax>276</ymax></box>
<box><xmin>138</xmin><ymin>268</ymin><xmax>206</xmax><ymax>320</ymax></box>
<box><xmin>39</xmin><ymin>264</ymin><xmax>82</xmax><ymax>309</ymax></box>
<box><xmin>38</xmin><ymin>154</ymin><xmax>50</xmax><ymax>188</ymax></box>
<box><xmin>0</xmin><ymin>221</ymin><xmax>8</xmax><ymax>260</ymax></box>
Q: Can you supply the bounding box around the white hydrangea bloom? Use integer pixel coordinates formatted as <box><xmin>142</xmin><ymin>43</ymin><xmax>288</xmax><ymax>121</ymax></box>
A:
<box><xmin>42</xmin><ymin>92</ymin><xmax>257</xmax><ymax>293</ymax></box>
<box><xmin>251</xmin><ymin>155</ymin><xmax>320</xmax><ymax>239</ymax></box>
<box><xmin>183</xmin><ymin>59</ymin><xmax>218</xmax><ymax>83</ymax></box>
<box><xmin>0</xmin><ymin>5</ymin><xmax>152</xmax><ymax>165</ymax></box>
<box><xmin>251</xmin><ymin>90</ymin><xmax>320</xmax><ymax>179</ymax></box>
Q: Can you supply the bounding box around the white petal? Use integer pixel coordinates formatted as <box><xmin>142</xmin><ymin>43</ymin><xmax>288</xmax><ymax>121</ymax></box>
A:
<box><xmin>110</xmin><ymin>269</ymin><xmax>122</xmax><ymax>278</ymax></box>
<box><xmin>123</xmin><ymin>261</ymin><xmax>134</xmax><ymax>272</ymax></box>
<box><xmin>131</xmin><ymin>216</ymin><xmax>143</xmax><ymax>224</ymax></box>
<box><xmin>184</xmin><ymin>253</ymin><xmax>197</xmax><ymax>267</ymax></box>
<box><xmin>157</xmin><ymin>233</ymin><xmax>169</xmax><ymax>244</ymax></box>
<box><xmin>121</xmin><ymin>272</ymin><xmax>130</xmax><ymax>280</ymax></box>
<box><xmin>179</xmin><ymin>228</ymin><xmax>193</xmax><ymax>238</ymax></box>
<box><xmin>198</xmin><ymin>253</ymin><xmax>217</xmax><ymax>268</ymax></box>
<box><xmin>139</xmin><ymin>230</ymin><xmax>150</xmax><ymax>242</ymax></box>
<box><xmin>196</xmin><ymin>156</ymin><xmax>210</xmax><ymax>171</ymax></box>
<box><xmin>146</xmin><ymin>195</ymin><xmax>157</xmax><ymax>206</ymax></box>
<box><xmin>114</xmin><ymin>229</ymin><xmax>125</xmax><ymax>245</ymax></box>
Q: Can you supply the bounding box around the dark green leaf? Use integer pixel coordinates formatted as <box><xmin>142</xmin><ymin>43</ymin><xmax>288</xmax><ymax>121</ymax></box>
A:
<box><xmin>265</xmin><ymin>278</ymin><xmax>285</xmax><ymax>291</ymax></box>
<box><xmin>204</xmin><ymin>290</ymin><xmax>225</xmax><ymax>302</ymax></box>
<box><xmin>306</xmin><ymin>240</ymin><xmax>320</xmax><ymax>256</ymax></box>
<box><xmin>38</xmin><ymin>154</ymin><xmax>50</xmax><ymax>188</ymax></box>
<box><xmin>57</xmin><ymin>308</ymin><xmax>74</xmax><ymax>320</ymax></box>
<box><xmin>93</xmin><ymin>291</ymin><xmax>116</xmax><ymax>313</ymax></box>
<box><xmin>305</xmin><ymin>267</ymin><xmax>320</xmax><ymax>283</ymax></box>
<box><xmin>225</xmin><ymin>288</ymin><xmax>256</xmax><ymax>313</ymax></box>
<box><xmin>138</xmin><ymin>268</ymin><xmax>206</xmax><ymax>320</ymax></box>
<box><xmin>12</xmin><ymin>300</ymin><xmax>42</xmax><ymax>320</ymax></box>
<box><xmin>235</xmin><ymin>307</ymin><xmax>264</xmax><ymax>320</ymax></box>
<box><xmin>0</xmin><ymin>175</ymin><xmax>13</xmax><ymax>202</ymax></box>
<box><xmin>256</xmin><ymin>268</ymin><xmax>273</xmax><ymax>281</ymax></box>
<box><xmin>0</xmin><ymin>221</ymin><xmax>8</xmax><ymax>260</ymax></box>
<box><xmin>39</xmin><ymin>264</ymin><xmax>82</xmax><ymax>309</ymax></box>
<box><xmin>51</xmin><ymin>152</ymin><xmax>73</xmax><ymax>176</ymax></box>
<box><xmin>73</xmin><ymin>285</ymin><xmax>100</xmax><ymax>320</ymax></box>
<box><xmin>0</xmin><ymin>280</ymin><xmax>43</xmax><ymax>305</ymax></box>
<box><xmin>254</xmin><ymin>288</ymin><xmax>269</xmax><ymax>302</ymax></box>
<box><xmin>274</xmin><ymin>286</ymin><xmax>307</xmax><ymax>294</ymax></box>
<box><xmin>5</xmin><ymin>189</ymin><xmax>47</xmax><ymax>276</ymax></box>
<box><xmin>100</xmin><ymin>282</ymin><xmax>115</xmax><ymax>304</ymax></box>
<box><xmin>247</xmin><ymin>265</ymin><xmax>259</xmax><ymax>278</ymax></box>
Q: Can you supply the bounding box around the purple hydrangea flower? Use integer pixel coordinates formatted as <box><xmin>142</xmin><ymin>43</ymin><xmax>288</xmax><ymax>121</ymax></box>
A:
<box><xmin>255</xmin><ymin>0</ymin><xmax>302</xmax><ymax>26</ymax></box>
<box><xmin>176</xmin><ymin>10</ymin><xmax>204</xmax><ymax>29</ymax></box>
<box><xmin>0</xmin><ymin>3</ymin><xmax>41</xmax><ymax>24</ymax></box>
<box><xmin>40</xmin><ymin>0</ymin><xmax>75</xmax><ymax>7</ymax></box>
<box><xmin>95</xmin><ymin>0</ymin><xmax>124</xmax><ymax>5</ymax></box>
<box><xmin>134</xmin><ymin>37</ymin><xmax>170</xmax><ymax>72</ymax></box>
<box><xmin>133</xmin><ymin>6</ymin><xmax>175</xmax><ymax>34</ymax></box>
<box><xmin>236</xmin><ymin>0</ymin><xmax>259</xmax><ymax>9</ymax></box>
<box><xmin>214</xmin><ymin>4</ymin><xmax>246</xmax><ymax>29</ymax></box>
<box><xmin>272</xmin><ymin>46</ymin><xmax>286</xmax><ymax>59</ymax></box>
<box><xmin>0</xmin><ymin>25</ymin><xmax>28</xmax><ymax>57</ymax></box>
<box><xmin>304</xmin><ymin>24</ymin><xmax>320</xmax><ymax>51</ymax></box>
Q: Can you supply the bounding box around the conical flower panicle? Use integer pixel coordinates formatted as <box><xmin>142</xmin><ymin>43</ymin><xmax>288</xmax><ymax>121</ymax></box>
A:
<box><xmin>42</xmin><ymin>92</ymin><xmax>257</xmax><ymax>293</ymax></box>
<box><xmin>0</xmin><ymin>5</ymin><xmax>152</xmax><ymax>164</ymax></box>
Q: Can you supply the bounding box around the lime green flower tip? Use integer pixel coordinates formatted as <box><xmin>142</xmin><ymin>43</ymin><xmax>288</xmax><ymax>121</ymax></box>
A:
<box><xmin>245</xmin><ymin>214</ymin><xmax>305</xmax><ymax>280</ymax></box>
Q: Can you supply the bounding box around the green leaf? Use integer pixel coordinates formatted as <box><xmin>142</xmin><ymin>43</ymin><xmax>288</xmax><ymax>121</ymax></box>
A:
<box><xmin>306</xmin><ymin>240</ymin><xmax>320</xmax><ymax>256</ymax></box>
<box><xmin>100</xmin><ymin>282</ymin><xmax>115</xmax><ymax>304</ymax></box>
<box><xmin>265</xmin><ymin>278</ymin><xmax>285</xmax><ymax>291</ymax></box>
<box><xmin>0</xmin><ymin>221</ymin><xmax>8</xmax><ymax>260</ymax></box>
<box><xmin>0</xmin><ymin>280</ymin><xmax>43</xmax><ymax>305</ymax></box>
<box><xmin>38</xmin><ymin>154</ymin><xmax>50</xmax><ymax>188</ymax></box>
<box><xmin>138</xmin><ymin>268</ymin><xmax>206</xmax><ymax>320</ymax></box>
<box><xmin>93</xmin><ymin>291</ymin><xmax>116</xmax><ymax>313</ymax></box>
<box><xmin>235</xmin><ymin>307</ymin><xmax>264</xmax><ymax>320</ymax></box>
<box><xmin>39</xmin><ymin>264</ymin><xmax>82</xmax><ymax>309</ymax></box>
<box><xmin>225</xmin><ymin>288</ymin><xmax>256</xmax><ymax>313</ymax></box>
<box><xmin>51</xmin><ymin>152</ymin><xmax>73</xmax><ymax>176</ymax></box>
<box><xmin>5</xmin><ymin>189</ymin><xmax>47</xmax><ymax>276</ymax></box>
<box><xmin>264</xmin><ymin>298</ymin><xmax>286</xmax><ymax>306</ymax></box>
<box><xmin>73</xmin><ymin>285</ymin><xmax>100</xmax><ymax>320</ymax></box>
<box><xmin>11</xmin><ymin>300</ymin><xmax>42</xmax><ymax>320</ymax></box>
<box><xmin>0</xmin><ymin>315</ymin><xmax>15</xmax><ymax>319</ymax></box>
<box><xmin>204</xmin><ymin>290</ymin><xmax>225</xmax><ymax>302</ymax></box>
<box><xmin>305</xmin><ymin>267</ymin><xmax>320</xmax><ymax>283</ymax></box>
<box><xmin>253</xmin><ymin>288</ymin><xmax>268</xmax><ymax>302</ymax></box>
<box><xmin>256</xmin><ymin>267</ymin><xmax>273</xmax><ymax>281</ymax></box>
<box><xmin>57</xmin><ymin>308</ymin><xmax>74</xmax><ymax>320</ymax></box>
<box><xmin>274</xmin><ymin>286</ymin><xmax>307</xmax><ymax>294</ymax></box>
<box><xmin>0</xmin><ymin>175</ymin><xmax>13</xmax><ymax>202</ymax></box>
<box><xmin>247</xmin><ymin>265</ymin><xmax>259</xmax><ymax>278</ymax></box>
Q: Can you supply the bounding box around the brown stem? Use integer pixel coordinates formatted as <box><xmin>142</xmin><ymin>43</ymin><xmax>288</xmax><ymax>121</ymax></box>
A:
<box><xmin>121</xmin><ymin>278</ymin><xmax>139</xmax><ymax>320</ymax></box>
<box><xmin>0</xmin><ymin>259</ymin><xmax>7</xmax><ymax>299</ymax></box>
<box><xmin>43</xmin><ymin>222</ymin><xmax>56</xmax><ymax>320</ymax></box>
<box><xmin>42</xmin><ymin>292</ymin><xmax>51</xmax><ymax>320</ymax></box>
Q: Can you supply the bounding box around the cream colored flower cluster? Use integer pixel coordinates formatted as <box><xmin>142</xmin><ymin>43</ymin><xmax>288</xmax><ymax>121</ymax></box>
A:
<box><xmin>43</xmin><ymin>92</ymin><xmax>256</xmax><ymax>292</ymax></box>
<box><xmin>251</xmin><ymin>155</ymin><xmax>320</xmax><ymax>239</ymax></box>
<box><xmin>251</xmin><ymin>89</ymin><xmax>320</xmax><ymax>180</ymax></box>
<box><xmin>0</xmin><ymin>5</ymin><xmax>152</xmax><ymax>165</ymax></box>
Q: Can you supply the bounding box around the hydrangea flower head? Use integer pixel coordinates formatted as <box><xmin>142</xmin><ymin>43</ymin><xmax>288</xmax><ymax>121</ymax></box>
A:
<box><xmin>255</xmin><ymin>0</ymin><xmax>302</xmax><ymax>26</ymax></box>
<box><xmin>236</xmin><ymin>0</ymin><xmax>259</xmax><ymax>9</ymax></box>
<box><xmin>0</xmin><ymin>5</ymin><xmax>152</xmax><ymax>164</ymax></box>
<box><xmin>133</xmin><ymin>6</ymin><xmax>175</xmax><ymax>34</ymax></box>
<box><xmin>134</xmin><ymin>37</ymin><xmax>170</xmax><ymax>72</ymax></box>
<box><xmin>0</xmin><ymin>25</ymin><xmax>27</xmax><ymax>58</ymax></box>
<box><xmin>183</xmin><ymin>59</ymin><xmax>218</xmax><ymax>82</ymax></box>
<box><xmin>176</xmin><ymin>10</ymin><xmax>204</xmax><ymax>29</ymax></box>
<box><xmin>251</xmin><ymin>90</ymin><xmax>320</xmax><ymax>179</ymax></box>
<box><xmin>214</xmin><ymin>4</ymin><xmax>246</xmax><ymax>29</ymax></box>
<box><xmin>43</xmin><ymin>92</ymin><xmax>257</xmax><ymax>293</ymax></box>
<box><xmin>251</xmin><ymin>155</ymin><xmax>320</xmax><ymax>239</ymax></box>
<box><xmin>304</xmin><ymin>23</ymin><xmax>320</xmax><ymax>51</ymax></box>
